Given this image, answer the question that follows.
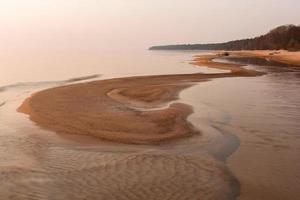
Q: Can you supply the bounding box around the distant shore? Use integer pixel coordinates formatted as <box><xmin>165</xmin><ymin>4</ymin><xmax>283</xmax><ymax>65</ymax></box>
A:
<box><xmin>223</xmin><ymin>50</ymin><xmax>300</xmax><ymax>66</ymax></box>
<box><xmin>149</xmin><ymin>25</ymin><xmax>300</xmax><ymax>52</ymax></box>
<box><xmin>18</xmin><ymin>53</ymin><xmax>263</xmax><ymax>144</ymax></box>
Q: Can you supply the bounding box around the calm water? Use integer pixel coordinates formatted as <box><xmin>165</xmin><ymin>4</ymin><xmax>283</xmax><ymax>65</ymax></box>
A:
<box><xmin>0</xmin><ymin>50</ymin><xmax>299</xmax><ymax>200</ymax></box>
<box><xmin>0</xmin><ymin>50</ymin><xmax>219</xmax><ymax>86</ymax></box>
<box><xmin>180</xmin><ymin>58</ymin><xmax>300</xmax><ymax>200</ymax></box>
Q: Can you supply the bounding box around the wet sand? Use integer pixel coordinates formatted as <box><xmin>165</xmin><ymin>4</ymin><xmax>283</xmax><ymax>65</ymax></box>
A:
<box><xmin>18</xmin><ymin>54</ymin><xmax>263</xmax><ymax>144</ymax></box>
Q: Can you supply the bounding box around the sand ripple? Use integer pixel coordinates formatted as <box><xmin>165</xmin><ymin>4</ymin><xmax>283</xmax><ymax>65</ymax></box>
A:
<box><xmin>0</xmin><ymin>140</ymin><xmax>238</xmax><ymax>200</ymax></box>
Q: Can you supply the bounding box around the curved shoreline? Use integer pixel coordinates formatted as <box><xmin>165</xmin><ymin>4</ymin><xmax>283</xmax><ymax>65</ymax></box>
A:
<box><xmin>18</xmin><ymin>54</ymin><xmax>264</xmax><ymax>144</ymax></box>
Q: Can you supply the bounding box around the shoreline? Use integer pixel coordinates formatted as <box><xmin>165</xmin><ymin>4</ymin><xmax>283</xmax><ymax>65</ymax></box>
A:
<box><xmin>16</xmin><ymin>51</ymin><xmax>300</xmax><ymax>199</ymax></box>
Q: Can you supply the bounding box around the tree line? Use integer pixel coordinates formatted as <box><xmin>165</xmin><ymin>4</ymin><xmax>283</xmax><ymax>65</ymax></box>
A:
<box><xmin>149</xmin><ymin>25</ymin><xmax>300</xmax><ymax>51</ymax></box>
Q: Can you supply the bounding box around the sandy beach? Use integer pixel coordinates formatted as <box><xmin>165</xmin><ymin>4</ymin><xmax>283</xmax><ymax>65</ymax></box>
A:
<box><xmin>223</xmin><ymin>50</ymin><xmax>300</xmax><ymax>66</ymax></box>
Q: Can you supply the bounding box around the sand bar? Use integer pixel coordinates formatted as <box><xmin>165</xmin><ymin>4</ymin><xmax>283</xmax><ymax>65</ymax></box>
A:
<box><xmin>18</xmin><ymin>53</ymin><xmax>263</xmax><ymax>144</ymax></box>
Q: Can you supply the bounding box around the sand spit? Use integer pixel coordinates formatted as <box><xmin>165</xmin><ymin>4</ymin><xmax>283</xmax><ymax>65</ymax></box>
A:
<box><xmin>191</xmin><ymin>54</ymin><xmax>264</xmax><ymax>76</ymax></box>
<box><xmin>18</xmin><ymin>54</ymin><xmax>263</xmax><ymax>144</ymax></box>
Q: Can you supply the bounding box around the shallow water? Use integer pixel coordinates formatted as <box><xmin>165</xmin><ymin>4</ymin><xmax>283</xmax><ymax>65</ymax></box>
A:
<box><xmin>180</xmin><ymin>58</ymin><xmax>300</xmax><ymax>200</ymax></box>
<box><xmin>0</xmin><ymin>51</ymin><xmax>300</xmax><ymax>200</ymax></box>
<box><xmin>0</xmin><ymin>50</ymin><xmax>219</xmax><ymax>86</ymax></box>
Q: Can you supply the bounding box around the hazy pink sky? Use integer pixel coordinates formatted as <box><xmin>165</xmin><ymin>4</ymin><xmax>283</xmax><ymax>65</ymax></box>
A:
<box><xmin>0</xmin><ymin>0</ymin><xmax>299</xmax><ymax>52</ymax></box>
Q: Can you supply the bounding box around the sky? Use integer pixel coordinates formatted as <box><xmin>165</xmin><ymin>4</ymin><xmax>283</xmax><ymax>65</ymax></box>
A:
<box><xmin>0</xmin><ymin>0</ymin><xmax>299</xmax><ymax>52</ymax></box>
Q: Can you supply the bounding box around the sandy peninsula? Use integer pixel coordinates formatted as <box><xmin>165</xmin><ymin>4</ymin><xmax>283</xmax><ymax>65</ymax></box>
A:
<box><xmin>18</xmin><ymin>53</ymin><xmax>263</xmax><ymax>144</ymax></box>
